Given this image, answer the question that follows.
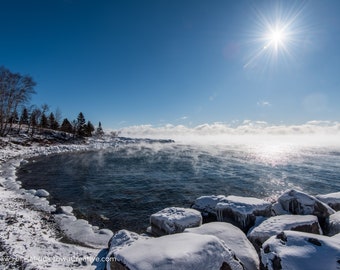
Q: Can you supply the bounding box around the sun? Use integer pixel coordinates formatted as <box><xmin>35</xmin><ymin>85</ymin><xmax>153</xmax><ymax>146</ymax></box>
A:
<box><xmin>244</xmin><ymin>2</ymin><xmax>308</xmax><ymax>70</ymax></box>
<box><xmin>266</xmin><ymin>26</ymin><xmax>287</xmax><ymax>50</ymax></box>
<box><xmin>270</xmin><ymin>30</ymin><xmax>284</xmax><ymax>45</ymax></box>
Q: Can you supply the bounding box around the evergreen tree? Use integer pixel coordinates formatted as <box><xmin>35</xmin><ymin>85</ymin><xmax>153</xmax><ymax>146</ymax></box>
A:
<box><xmin>85</xmin><ymin>121</ymin><xmax>95</xmax><ymax>137</ymax></box>
<box><xmin>40</xmin><ymin>113</ymin><xmax>48</xmax><ymax>128</ymax></box>
<box><xmin>29</xmin><ymin>108</ymin><xmax>41</xmax><ymax>136</ymax></box>
<box><xmin>96</xmin><ymin>121</ymin><xmax>104</xmax><ymax>137</ymax></box>
<box><xmin>60</xmin><ymin>118</ymin><xmax>73</xmax><ymax>134</ymax></box>
<box><xmin>49</xmin><ymin>112</ymin><xmax>59</xmax><ymax>130</ymax></box>
<box><xmin>76</xmin><ymin>112</ymin><xmax>86</xmax><ymax>137</ymax></box>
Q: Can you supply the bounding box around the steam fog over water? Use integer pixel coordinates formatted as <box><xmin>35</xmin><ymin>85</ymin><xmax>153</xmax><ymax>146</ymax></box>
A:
<box><xmin>18</xmin><ymin>135</ymin><xmax>340</xmax><ymax>233</ymax></box>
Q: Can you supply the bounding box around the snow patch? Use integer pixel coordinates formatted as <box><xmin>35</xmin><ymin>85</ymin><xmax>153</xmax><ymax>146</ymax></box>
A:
<box><xmin>150</xmin><ymin>207</ymin><xmax>202</xmax><ymax>236</ymax></box>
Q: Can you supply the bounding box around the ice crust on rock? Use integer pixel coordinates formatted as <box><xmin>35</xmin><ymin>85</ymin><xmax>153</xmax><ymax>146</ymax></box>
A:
<box><xmin>59</xmin><ymin>205</ymin><xmax>74</xmax><ymax>216</ymax></box>
<box><xmin>54</xmin><ymin>213</ymin><xmax>113</xmax><ymax>248</ymax></box>
<box><xmin>35</xmin><ymin>189</ymin><xmax>50</xmax><ymax>197</ymax></box>
<box><xmin>261</xmin><ymin>230</ymin><xmax>340</xmax><ymax>270</ymax></box>
<box><xmin>216</xmin><ymin>195</ymin><xmax>272</xmax><ymax>232</ymax></box>
<box><xmin>191</xmin><ymin>195</ymin><xmax>227</xmax><ymax>220</ymax></box>
<box><xmin>185</xmin><ymin>222</ymin><xmax>259</xmax><ymax>270</ymax></box>
<box><xmin>150</xmin><ymin>207</ymin><xmax>202</xmax><ymax>236</ymax></box>
<box><xmin>107</xmin><ymin>231</ymin><xmax>244</xmax><ymax>270</ymax></box>
<box><xmin>248</xmin><ymin>215</ymin><xmax>321</xmax><ymax>251</ymax></box>
<box><xmin>316</xmin><ymin>192</ymin><xmax>340</xmax><ymax>211</ymax></box>
<box><xmin>328</xmin><ymin>211</ymin><xmax>340</xmax><ymax>236</ymax></box>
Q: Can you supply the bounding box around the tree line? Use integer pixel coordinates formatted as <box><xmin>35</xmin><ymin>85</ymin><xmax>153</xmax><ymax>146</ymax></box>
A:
<box><xmin>0</xmin><ymin>66</ymin><xmax>104</xmax><ymax>138</ymax></box>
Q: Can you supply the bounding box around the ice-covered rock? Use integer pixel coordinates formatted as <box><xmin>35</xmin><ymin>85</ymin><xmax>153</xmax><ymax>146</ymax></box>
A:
<box><xmin>107</xmin><ymin>229</ymin><xmax>148</xmax><ymax>255</ymax></box>
<box><xmin>54</xmin><ymin>205</ymin><xmax>73</xmax><ymax>216</ymax></box>
<box><xmin>185</xmin><ymin>222</ymin><xmax>259</xmax><ymax>270</ymax></box>
<box><xmin>150</xmin><ymin>207</ymin><xmax>202</xmax><ymax>236</ymax></box>
<box><xmin>261</xmin><ymin>231</ymin><xmax>340</xmax><ymax>270</ymax></box>
<box><xmin>316</xmin><ymin>192</ymin><xmax>340</xmax><ymax>211</ymax></box>
<box><xmin>248</xmin><ymin>215</ymin><xmax>321</xmax><ymax>252</ymax></box>
<box><xmin>278</xmin><ymin>189</ymin><xmax>335</xmax><ymax>219</ymax></box>
<box><xmin>327</xmin><ymin>211</ymin><xmax>340</xmax><ymax>236</ymax></box>
<box><xmin>191</xmin><ymin>195</ymin><xmax>228</xmax><ymax>222</ymax></box>
<box><xmin>26</xmin><ymin>189</ymin><xmax>37</xmax><ymax>195</ymax></box>
<box><xmin>35</xmin><ymin>189</ymin><xmax>50</xmax><ymax>197</ymax></box>
<box><xmin>107</xmin><ymin>232</ymin><xmax>244</xmax><ymax>270</ymax></box>
<box><xmin>216</xmin><ymin>195</ymin><xmax>272</xmax><ymax>232</ymax></box>
<box><xmin>54</xmin><ymin>214</ymin><xmax>113</xmax><ymax>248</ymax></box>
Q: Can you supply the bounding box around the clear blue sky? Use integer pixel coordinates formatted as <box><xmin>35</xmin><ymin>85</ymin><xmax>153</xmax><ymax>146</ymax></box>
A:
<box><xmin>1</xmin><ymin>0</ymin><xmax>340</xmax><ymax>129</ymax></box>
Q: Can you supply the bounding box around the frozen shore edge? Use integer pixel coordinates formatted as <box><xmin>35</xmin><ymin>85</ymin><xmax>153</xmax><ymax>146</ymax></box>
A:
<box><xmin>0</xmin><ymin>137</ymin><xmax>121</xmax><ymax>270</ymax></box>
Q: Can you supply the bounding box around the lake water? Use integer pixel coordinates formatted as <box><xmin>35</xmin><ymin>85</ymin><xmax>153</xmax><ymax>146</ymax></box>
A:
<box><xmin>17</xmin><ymin>139</ymin><xmax>340</xmax><ymax>233</ymax></box>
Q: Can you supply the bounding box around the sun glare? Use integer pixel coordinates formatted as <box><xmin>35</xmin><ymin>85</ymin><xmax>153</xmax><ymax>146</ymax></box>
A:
<box><xmin>264</xmin><ymin>25</ymin><xmax>288</xmax><ymax>51</ymax></box>
<box><xmin>244</xmin><ymin>2</ymin><xmax>308</xmax><ymax>70</ymax></box>
<box><xmin>269</xmin><ymin>30</ymin><xmax>284</xmax><ymax>46</ymax></box>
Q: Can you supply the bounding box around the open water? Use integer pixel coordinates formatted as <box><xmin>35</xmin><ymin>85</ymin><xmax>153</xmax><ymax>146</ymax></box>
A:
<box><xmin>17</xmin><ymin>139</ymin><xmax>340</xmax><ymax>233</ymax></box>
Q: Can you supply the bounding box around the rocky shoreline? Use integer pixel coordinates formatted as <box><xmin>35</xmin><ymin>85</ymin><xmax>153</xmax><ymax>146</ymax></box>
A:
<box><xmin>106</xmin><ymin>190</ymin><xmax>340</xmax><ymax>270</ymax></box>
<box><xmin>0</xmin><ymin>136</ymin><xmax>339</xmax><ymax>269</ymax></box>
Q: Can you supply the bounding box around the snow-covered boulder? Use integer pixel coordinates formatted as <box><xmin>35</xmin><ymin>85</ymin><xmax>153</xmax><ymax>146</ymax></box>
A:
<box><xmin>191</xmin><ymin>195</ymin><xmax>228</xmax><ymax>222</ymax></box>
<box><xmin>278</xmin><ymin>189</ymin><xmax>335</xmax><ymax>219</ymax></box>
<box><xmin>185</xmin><ymin>222</ymin><xmax>259</xmax><ymax>270</ymax></box>
<box><xmin>108</xmin><ymin>229</ymin><xmax>146</xmax><ymax>253</ymax></box>
<box><xmin>261</xmin><ymin>231</ymin><xmax>340</xmax><ymax>270</ymax></box>
<box><xmin>26</xmin><ymin>189</ymin><xmax>37</xmax><ymax>195</ymax></box>
<box><xmin>35</xmin><ymin>189</ymin><xmax>49</xmax><ymax>197</ymax></box>
<box><xmin>327</xmin><ymin>211</ymin><xmax>340</xmax><ymax>236</ymax></box>
<box><xmin>248</xmin><ymin>215</ymin><xmax>321</xmax><ymax>252</ymax></box>
<box><xmin>150</xmin><ymin>207</ymin><xmax>202</xmax><ymax>236</ymax></box>
<box><xmin>216</xmin><ymin>195</ymin><xmax>272</xmax><ymax>232</ymax></box>
<box><xmin>107</xmin><ymin>232</ymin><xmax>244</xmax><ymax>270</ymax></box>
<box><xmin>54</xmin><ymin>214</ymin><xmax>113</xmax><ymax>248</ymax></box>
<box><xmin>316</xmin><ymin>192</ymin><xmax>340</xmax><ymax>211</ymax></box>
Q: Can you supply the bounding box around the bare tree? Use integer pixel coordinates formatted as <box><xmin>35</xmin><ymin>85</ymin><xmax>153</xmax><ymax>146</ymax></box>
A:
<box><xmin>0</xmin><ymin>66</ymin><xmax>36</xmax><ymax>136</ymax></box>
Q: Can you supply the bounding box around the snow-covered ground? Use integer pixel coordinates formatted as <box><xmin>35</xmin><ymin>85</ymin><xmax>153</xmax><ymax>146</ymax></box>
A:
<box><xmin>0</xmin><ymin>136</ymin><xmax>116</xmax><ymax>270</ymax></box>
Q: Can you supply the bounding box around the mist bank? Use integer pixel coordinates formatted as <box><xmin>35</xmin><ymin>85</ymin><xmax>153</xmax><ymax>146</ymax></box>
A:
<box><xmin>117</xmin><ymin>121</ymin><xmax>340</xmax><ymax>146</ymax></box>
